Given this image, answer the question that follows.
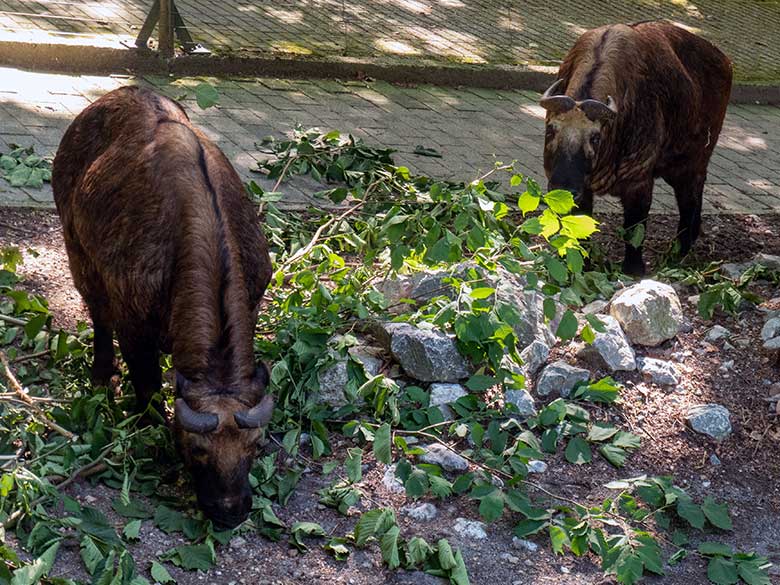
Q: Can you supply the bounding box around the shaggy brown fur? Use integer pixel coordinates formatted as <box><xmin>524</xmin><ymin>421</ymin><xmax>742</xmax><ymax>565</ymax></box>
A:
<box><xmin>52</xmin><ymin>86</ymin><xmax>273</xmax><ymax>527</ymax></box>
<box><xmin>543</xmin><ymin>20</ymin><xmax>732</xmax><ymax>274</ymax></box>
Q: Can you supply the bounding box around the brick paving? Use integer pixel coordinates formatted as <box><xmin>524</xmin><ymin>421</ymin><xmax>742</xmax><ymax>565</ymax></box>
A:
<box><xmin>0</xmin><ymin>0</ymin><xmax>778</xmax><ymax>84</ymax></box>
<box><xmin>1</xmin><ymin>67</ymin><xmax>780</xmax><ymax>216</ymax></box>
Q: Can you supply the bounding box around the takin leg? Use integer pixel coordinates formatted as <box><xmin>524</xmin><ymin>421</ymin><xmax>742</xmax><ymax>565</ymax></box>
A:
<box><xmin>617</xmin><ymin>180</ymin><xmax>654</xmax><ymax>276</ymax></box>
<box><xmin>117</xmin><ymin>330</ymin><xmax>162</xmax><ymax>416</ymax></box>
<box><xmin>664</xmin><ymin>170</ymin><xmax>705</xmax><ymax>257</ymax></box>
<box><xmin>90</xmin><ymin>320</ymin><xmax>115</xmax><ymax>387</ymax></box>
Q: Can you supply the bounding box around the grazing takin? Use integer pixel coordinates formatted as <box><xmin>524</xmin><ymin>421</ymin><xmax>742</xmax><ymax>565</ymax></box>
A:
<box><xmin>540</xmin><ymin>20</ymin><xmax>732</xmax><ymax>274</ymax></box>
<box><xmin>52</xmin><ymin>86</ymin><xmax>274</xmax><ymax>528</ymax></box>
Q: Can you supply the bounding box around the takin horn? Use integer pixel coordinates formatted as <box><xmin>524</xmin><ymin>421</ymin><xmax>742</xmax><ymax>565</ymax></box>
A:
<box><xmin>234</xmin><ymin>394</ymin><xmax>274</xmax><ymax>429</ymax></box>
<box><xmin>539</xmin><ymin>79</ymin><xmax>576</xmax><ymax>114</ymax></box>
<box><xmin>175</xmin><ymin>398</ymin><xmax>219</xmax><ymax>434</ymax></box>
<box><xmin>578</xmin><ymin>95</ymin><xmax>618</xmax><ymax>122</ymax></box>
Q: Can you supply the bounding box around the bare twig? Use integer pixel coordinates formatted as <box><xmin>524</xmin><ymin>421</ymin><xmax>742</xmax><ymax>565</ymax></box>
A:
<box><xmin>0</xmin><ymin>314</ymin><xmax>27</xmax><ymax>327</ymax></box>
<box><xmin>11</xmin><ymin>349</ymin><xmax>51</xmax><ymax>364</ymax></box>
<box><xmin>280</xmin><ymin>200</ymin><xmax>367</xmax><ymax>272</ymax></box>
<box><xmin>0</xmin><ymin>350</ymin><xmax>76</xmax><ymax>440</ymax></box>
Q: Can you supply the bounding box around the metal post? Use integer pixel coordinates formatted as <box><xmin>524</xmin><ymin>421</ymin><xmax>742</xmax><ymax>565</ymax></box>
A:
<box><xmin>158</xmin><ymin>0</ymin><xmax>174</xmax><ymax>58</ymax></box>
<box><xmin>134</xmin><ymin>0</ymin><xmax>159</xmax><ymax>49</ymax></box>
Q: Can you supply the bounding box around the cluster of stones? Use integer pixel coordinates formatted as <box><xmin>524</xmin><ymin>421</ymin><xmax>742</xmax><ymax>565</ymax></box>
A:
<box><xmin>318</xmin><ymin>271</ymin><xmax>737</xmax><ymax>469</ymax></box>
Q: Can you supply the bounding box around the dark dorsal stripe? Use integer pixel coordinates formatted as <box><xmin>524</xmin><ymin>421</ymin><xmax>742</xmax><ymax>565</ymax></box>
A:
<box><xmin>575</xmin><ymin>29</ymin><xmax>611</xmax><ymax>101</ymax></box>
<box><xmin>196</xmin><ymin>142</ymin><xmax>235</xmax><ymax>379</ymax></box>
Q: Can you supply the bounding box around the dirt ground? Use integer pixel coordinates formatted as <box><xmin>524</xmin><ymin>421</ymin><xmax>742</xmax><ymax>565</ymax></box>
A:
<box><xmin>1</xmin><ymin>208</ymin><xmax>780</xmax><ymax>584</ymax></box>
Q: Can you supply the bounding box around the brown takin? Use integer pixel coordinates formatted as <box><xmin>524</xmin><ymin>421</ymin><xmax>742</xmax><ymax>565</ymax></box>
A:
<box><xmin>52</xmin><ymin>86</ymin><xmax>274</xmax><ymax>528</ymax></box>
<box><xmin>540</xmin><ymin>20</ymin><xmax>732</xmax><ymax>274</ymax></box>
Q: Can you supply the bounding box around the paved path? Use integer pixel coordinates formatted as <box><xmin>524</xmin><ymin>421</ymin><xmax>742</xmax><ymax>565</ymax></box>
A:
<box><xmin>1</xmin><ymin>67</ymin><xmax>779</xmax><ymax>215</ymax></box>
<box><xmin>0</xmin><ymin>1</ymin><xmax>778</xmax><ymax>84</ymax></box>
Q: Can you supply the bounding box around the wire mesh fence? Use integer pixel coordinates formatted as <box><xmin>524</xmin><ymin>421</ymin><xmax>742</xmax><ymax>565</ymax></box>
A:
<box><xmin>0</xmin><ymin>0</ymin><xmax>778</xmax><ymax>83</ymax></box>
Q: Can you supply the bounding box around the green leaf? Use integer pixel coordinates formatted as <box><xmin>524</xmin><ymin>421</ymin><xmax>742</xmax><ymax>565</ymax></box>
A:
<box><xmin>707</xmin><ymin>556</ymin><xmax>740</xmax><ymax>585</ymax></box>
<box><xmin>514</xmin><ymin>519</ymin><xmax>548</xmax><ymax>537</ymax></box>
<box><xmin>544</xmin><ymin>189</ymin><xmax>576</xmax><ymax>214</ymax></box>
<box><xmin>627</xmin><ymin>224</ymin><xmax>645</xmax><ymax>249</ymax></box>
<box><xmin>477</xmin><ymin>490</ymin><xmax>504</xmax><ymax>522</ymax></box>
<box><xmin>123</xmin><ymin>519</ymin><xmax>142</xmax><ymax>541</ymax></box>
<box><xmin>437</xmin><ymin>539</ymin><xmax>457</xmax><ymax>570</ymax></box>
<box><xmin>699</xmin><ymin>542</ymin><xmax>734</xmax><ymax>557</ymax></box>
<box><xmin>599</xmin><ymin>444</ymin><xmax>627</xmax><ymax>467</ymax></box>
<box><xmin>429</xmin><ymin>475</ymin><xmax>453</xmax><ymax>499</ymax></box>
<box><xmin>470</xmin><ymin>287</ymin><xmax>496</xmax><ymax>299</ymax></box>
<box><xmin>564</xmin><ymin>436</ymin><xmax>592</xmax><ymax>465</ymax></box>
<box><xmin>291</xmin><ymin>521</ymin><xmax>326</xmax><ymax>551</ymax></box>
<box><xmin>677</xmin><ymin>497</ymin><xmax>706</xmax><ymax>530</ymax></box>
<box><xmin>614</xmin><ymin>549</ymin><xmax>644</xmax><ymax>585</ymax></box>
<box><xmin>702</xmin><ymin>497</ymin><xmax>733</xmax><ymax>531</ymax></box>
<box><xmin>404</xmin><ymin>468</ymin><xmax>428</xmax><ymax>499</ymax></box>
<box><xmin>465</xmin><ymin>374</ymin><xmax>497</xmax><ymax>392</ymax></box>
<box><xmin>23</xmin><ymin>314</ymin><xmax>47</xmax><ymax>339</ymax></box>
<box><xmin>194</xmin><ymin>83</ymin><xmax>219</xmax><ymax>109</ymax></box>
<box><xmin>510</xmin><ymin>174</ymin><xmax>523</xmax><ymax>187</ymax></box>
<box><xmin>549</xmin><ymin>525</ymin><xmax>569</xmax><ymax>555</ymax></box>
<box><xmin>555</xmin><ymin>309</ymin><xmax>578</xmax><ymax>341</ymax></box>
<box><xmin>635</xmin><ymin>534</ymin><xmax>664</xmax><ymax>575</ymax></box>
<box><xmin>150</xmin><ymin>561</ymin><xmax>175</xmax><ymax>584</ymax></box>
<box><xmin>154</xmin><ymin>505</ymin><xmax>184</xmax><ymax>534</ymax></box>
<box><xmin>11</xmin><ymin>542</ymin><xmax>59</xmax><ymax>585</ymax></box>
<box><xmin>737</xmin><ymin>558</ymin><xmax>772</xmax><ymax>585</ymax></box>
<box><xmin>113</xmin><ymin>498</ymin><xmax>153</xmax><ymax>519</ymax></box>
<box><xmin>450</xmin><ymin>548</ymin><xmax>470</xmax><ymax>585</ymax></box>
<box><xmin>380</xmin><ymin>525</ymin><xmax>401</xmax><ymax>569</ymax></box>
<box><xmin>80</xmin><ymin>537</ymin><xmax>103</xmax><ymax>575</ymax></box>
<box><xmin>373</xmin><ymin>423</ymin><xmax>392</xmax><ymax>464</ymax></box>
<box><xmin>518</xmin><ymin>191</ymin><xmax>540</xmax><ymax>215</ymax></box>
<box><xmin>587</xmin><ymin>422</ymin><xmax>618</xmax><ymax>442</ymax></box>
<box><xmin>345</xmin><ymin>447</ymin><xmax>363</xmax><ymax>483</ymax></box>
<box><xmin>406</xmin><ymin>536</ymin><xmax>433</xmax><ymax>566</ymax></box>
<box><xmin>544</xmin><ymin>255</ymin><xmax>568</xmax><ymax>284</ymax></box>
<box><xmin>612</xmin><ymin>431</ymin><xmax>641</xmax><ymax>450</ymax></box>
<box><xmin>166</xmin><ymin>543</ymin><xmax>215</xmax><ymax>571</ymax></box>
<box><xmin>560</xmin><ymin>214</ymin><xmax>598</xmax><ymax>239</ymax></box>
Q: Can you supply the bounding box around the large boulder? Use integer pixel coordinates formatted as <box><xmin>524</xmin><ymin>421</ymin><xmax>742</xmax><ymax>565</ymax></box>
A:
<box><xmin>383</xmin><ymin>322</ymin><xmax>471</xmax><ymax>382</ymax></box>
<box><xmin>685</xmin><ymin>404</ymin><xmax>732</xmax><ymax>440</ymax></box>
<box><xmin>610</xmin><ymin>280</ymin><xmax>683</xmax><ymax>346</ymax></box>
<box><xmin>536</xmin><ymin>361</ymin><xmax>590</xmax><ymax>397</ymax></box>
<box><xmin>577</xmin><ymin>314</ymin><xmax>636</xmax><ymax>371</ymax></box>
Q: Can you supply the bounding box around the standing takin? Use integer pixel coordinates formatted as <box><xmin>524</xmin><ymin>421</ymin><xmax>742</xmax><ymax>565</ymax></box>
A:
<box><xmin>53</xmin><ymin>86</ymin><xmax>274</xmax><ymax>528</ymax></box>
<box><xmin>540</xmin><ymin>20</ymin><xmax>732</xmax><ymax>274</ymax></box>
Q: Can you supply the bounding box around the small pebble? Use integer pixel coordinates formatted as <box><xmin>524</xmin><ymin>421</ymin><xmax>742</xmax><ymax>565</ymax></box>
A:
<box><xmin>560</xmin><ymin>566</ymin><xmax>570</xmax><ymax>574</ymax></box>
<box><xmin>710</xmin><ymin>454</ymin><xmax>722</xmax><ymax>466</ymax></box>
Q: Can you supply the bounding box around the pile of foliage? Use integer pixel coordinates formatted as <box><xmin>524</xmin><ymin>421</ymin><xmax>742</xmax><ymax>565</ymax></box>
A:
<box><xmin>0</xmin><ymin>127</ymin><xmax>771</xmax><ymax>585</ymax></box>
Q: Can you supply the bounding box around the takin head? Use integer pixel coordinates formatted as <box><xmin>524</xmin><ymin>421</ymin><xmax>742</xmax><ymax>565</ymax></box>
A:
<box><xmin>174</xmin><ymin>367</ymin><xmax>273</xmax><ymax>529</ymax></box>
<box><xmin>540</xmin><ymin>79</ymin><xmax>618</xmax><ymax>208</ymax></box>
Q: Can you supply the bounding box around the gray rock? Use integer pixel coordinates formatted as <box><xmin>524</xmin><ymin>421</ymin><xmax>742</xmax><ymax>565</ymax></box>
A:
<box><xmin>637</xmin><ymin>357</ymin><xmax>680</xmax><ymax>386</ymax></box>
<box><xmin>419</xmin><ymin>443</ymin><xmax>469</xmax><ymax>472</ymax></box>
<box><xmin>706</xmin><ymin>325</ymin><xmax>732</xmax><ymax>343</ymax></box>
<box><xmin>527</xmin><ymin>460</ymin><xmax>547</xmax><ymax>474</ymax></box>
<box><xmin>230</xmin><ymin>536</ymin><xmax>247</xmax><ymax>549</ymax></box>
<box><xmin>520</xmin><ymin>340</ymin><xmax>550</xmax><ymax>376</ymax></box>
<box><xmin>429</xmin><ymin>383</ymin><xmax>467</xmax><ymax>418</ymax></box>
<box><xmin>382</xmin><ymin>464</ymin><xmax>406</xmax><ymax>495</ymax></box>
<box><xmin>578</xmin><ymin>314</ymin><xmax>636</xmax><ymax>371</ymax></box>
<box><xmin>754</xmin><ymin>253</ymin><xmax>780</xmax><ymax>271</ymax></box>
<box><xmin>318</xmin><ymin>350</ymin><xmax>382</xmax><ymax>407</ymax></box>
<box><xmin>761</xmin><ymin>318</ymin><xmax>780</xmax><ymax>342</ymax></box>
<box><xmin>764</xmin><ymin>337</ymin><xmax>780</xmax><ymax>351</ymax></box>
<box><xmin>721</xmin><ymin>262</ymin><xmax>749</xmax><ymax>280</ymax></box>
<box><xmin>512</xmin><ymin>537</ymin><xmax>540</xmax><ymax>553</ymax></box>
<box><xmin>385</xmin><ymin>323</ymin><xmax>470</xmax><ymax>382</ymax></box>
<box><xmin>685</xmin><ymin>404</ymin><xmax>732</xmax><ymax>440</ymax></box>
<box><xmin>505</xmin><ymin>389</ymin><xmax>536</xmax><ymax>417</ymax></box>
<box><xmin>452</xmin><ymin>518</ymin><xmax>487</xmax><ymax>540</ymax></box>
<box><xmin>403</xmin><ymin>502</ymin><xmax>438</xmax><ymax>522</ymax></box>
<box><xmin>610</xmin><ymin>280</ymin><xmax>684</xmax><ymax>346</ymax></box>
<box><xmin>500</xmin><ymin>552</ymin><xmax>521</xmax><ymax>564</ymax></box>
<box><xmin>709</xmin><ymin>454</ymin><xmax>722</xmax><ymax>466</ymax></box>
<box><xmin>581</xmin><ymin>299</ymin><xmax>609</xmax><ymax>315</ymax></box>
<box><xmin>536</xmin><ymin>361</ymin><xmax>590</xmax><ymax>397</ymax></box>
